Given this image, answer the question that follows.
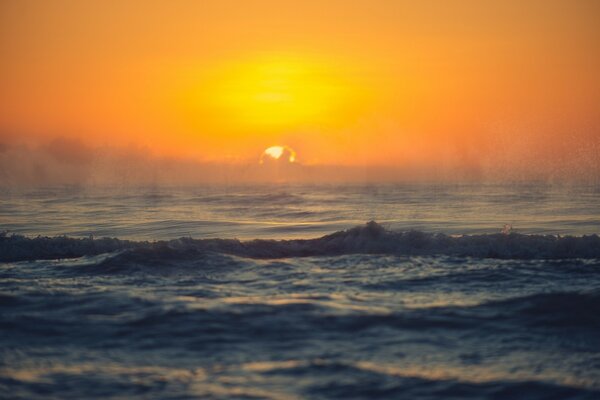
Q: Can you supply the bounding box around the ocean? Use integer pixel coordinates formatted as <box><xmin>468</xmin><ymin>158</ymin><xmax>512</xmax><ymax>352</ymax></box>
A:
<box><xmin>1</xmin><ymin>183</ymin><xmax>600</xmax><ymax>399</ymax></box>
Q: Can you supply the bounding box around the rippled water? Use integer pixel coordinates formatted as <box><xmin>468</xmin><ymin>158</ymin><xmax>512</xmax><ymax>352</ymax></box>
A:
<box><xmin>1</xmin><ymin>184</ymin><xmax>600</xmax><ymax>399</ymax></box>
<box><xmin>2</xmin><ymin>183</ymin><xmax>599</xmax><ymax>239</ymax></box>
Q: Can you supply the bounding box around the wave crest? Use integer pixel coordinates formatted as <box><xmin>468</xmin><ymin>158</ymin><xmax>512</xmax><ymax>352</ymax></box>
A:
<box><xmin>2</xmin><ymin>221</ymin><xmax>600</xmax><ymax>262</ymax></box>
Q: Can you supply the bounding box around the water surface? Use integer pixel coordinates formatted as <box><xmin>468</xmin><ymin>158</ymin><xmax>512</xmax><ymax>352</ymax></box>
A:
<box><xmin>1</xmin><ymin>184</ymin><xmax>599</xmax><ymax>399</ymax></box>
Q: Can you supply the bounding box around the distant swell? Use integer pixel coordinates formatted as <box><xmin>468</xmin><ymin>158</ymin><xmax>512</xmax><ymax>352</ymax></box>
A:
<box><xmin>2</xmin><ymin>221</ymin><xmax>600</xmax><ymax>262</ymax></box>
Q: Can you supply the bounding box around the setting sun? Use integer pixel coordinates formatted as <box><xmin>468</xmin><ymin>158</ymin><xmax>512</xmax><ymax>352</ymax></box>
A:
<box><xmin>260</xmin><ymin>145</ymin><xmax>297</xmax><ymax>164</ymax></box>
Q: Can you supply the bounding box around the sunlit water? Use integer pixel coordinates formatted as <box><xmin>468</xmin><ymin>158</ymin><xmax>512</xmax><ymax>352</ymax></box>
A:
<box><xmin>1</xmin><ymin>184</ymin><xmax>600</xmax><ymax>399</ymax></box>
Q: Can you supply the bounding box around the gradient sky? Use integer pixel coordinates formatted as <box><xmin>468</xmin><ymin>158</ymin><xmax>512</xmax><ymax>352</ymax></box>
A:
<box><xmin>1</xmin><ymin>0</ymin><xmax>599</xmax><ymax>178</ymax></box>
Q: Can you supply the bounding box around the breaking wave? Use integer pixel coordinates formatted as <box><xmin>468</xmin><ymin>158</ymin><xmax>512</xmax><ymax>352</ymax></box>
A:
<box><xmin>2</xmin><ymin>221</ymin><xmax>599</xmax><ymax>262</ymax></box>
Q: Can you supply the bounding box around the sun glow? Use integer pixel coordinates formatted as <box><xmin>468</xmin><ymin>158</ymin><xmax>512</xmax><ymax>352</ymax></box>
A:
<box><xmin>209</xmin><ymin>56</ymin><xmax>356</xmax><ymax>129</ymax></box>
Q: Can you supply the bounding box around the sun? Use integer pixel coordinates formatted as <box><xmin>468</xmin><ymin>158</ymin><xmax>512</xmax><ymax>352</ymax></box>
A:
<box><xmin>260</xmin><ymin>145</ymin><xmax>297</xmax><ymax>164</ymax></box>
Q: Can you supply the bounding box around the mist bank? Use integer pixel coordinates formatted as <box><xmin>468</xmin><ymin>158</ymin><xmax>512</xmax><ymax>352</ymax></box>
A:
<box><xmin>0</xmin><ymin>137</ymin><xmax>599</xmax><ymax>186</ymax></box>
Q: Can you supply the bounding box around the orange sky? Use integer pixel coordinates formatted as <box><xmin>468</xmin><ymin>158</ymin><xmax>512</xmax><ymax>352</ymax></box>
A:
<box><xmin>1</xmin><ymin>0</ymin><xmax>599</xmax><ymax>174</ymax></box>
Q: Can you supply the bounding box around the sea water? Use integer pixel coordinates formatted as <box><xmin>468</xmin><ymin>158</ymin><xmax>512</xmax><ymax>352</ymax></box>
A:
<box><xmin>1</xmin><ymin>183</ymin><xmax>599</xmax><ymax>399</ymax></box>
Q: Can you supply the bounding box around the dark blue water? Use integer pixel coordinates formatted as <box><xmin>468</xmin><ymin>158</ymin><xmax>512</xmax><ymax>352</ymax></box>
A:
<box><xmin>1</xmin><ymin>184</ymin><xmax>600</xmax><ymax>399</ymax></box>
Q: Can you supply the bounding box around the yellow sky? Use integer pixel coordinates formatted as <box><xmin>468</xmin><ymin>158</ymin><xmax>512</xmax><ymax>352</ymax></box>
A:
<box><xmin>1</xmin><ymin>0</ymin><xmax>599</xmax><ymax>169</ymax></box>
